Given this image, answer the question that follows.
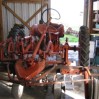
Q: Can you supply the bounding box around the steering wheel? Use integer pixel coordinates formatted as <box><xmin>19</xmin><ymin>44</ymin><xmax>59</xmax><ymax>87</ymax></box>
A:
<box><xmin>41</xmin><ymin>8</ymin><xmax>61</xmax><ymax>23</ymax></box>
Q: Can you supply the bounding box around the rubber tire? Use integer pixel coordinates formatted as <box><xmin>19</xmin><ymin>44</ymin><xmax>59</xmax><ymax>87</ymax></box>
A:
<box><xmin>11</xmin><ymin>83</ymin><xmax>24</xmax><ymax>99</ymax></box>
<box><xmin>79</xmin><ymin>26</ymin><xmax>90</xmax><ymax>66</ymax></box>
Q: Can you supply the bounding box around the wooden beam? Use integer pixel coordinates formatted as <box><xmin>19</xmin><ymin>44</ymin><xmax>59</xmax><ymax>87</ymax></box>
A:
<box><xmin>26</xmin><ymin>3</ymin><xmax>47</xmax><ymax>24</ymax></box>
<box><xmin>0</xmin><ymin>0</ymin><xmax>3</xmax><ymax>41</ymax></box>
<box><xmin>5</xmin><ymin>0</ymin><xmax>48</xmax><ymax>3</ymax></box>
<box><xmin>83</xmin><ymin>0</ymin><xmax>88</xmax><ymax>26</ymax></box>
<box><xmin>2</xmin><ymin>2</ymin><xmax>31</xmax><ymax>29</ymax></box>
<box><xmin>2</xmin><ymin>2</ymin><xmax>47</xmax><ymax>29</ymax></box>
<box><xmin>88</xmin><ymin>0</ymin><xmax>93</xmax><ymax>33</ymax></box>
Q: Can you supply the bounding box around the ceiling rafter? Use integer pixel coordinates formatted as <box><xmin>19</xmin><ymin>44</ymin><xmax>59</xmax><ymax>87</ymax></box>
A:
<box><xmin>4</xmin><ymin>0</ymin><xmax>48</xmax><ymax>3</ymax></box>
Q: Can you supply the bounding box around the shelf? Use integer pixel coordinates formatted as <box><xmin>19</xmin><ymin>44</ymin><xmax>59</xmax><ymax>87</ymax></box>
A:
<box><xmin>93</xmin><ymin>28</ymin><xmax>99</xmax><ymax>31</ymax></box>
<box><xmin>93</xmin><ymin>10</ymin><xmax>99</xmax><ymax>13</ymax></box>
<box><xmin>89</xmin><ymin>0</ymin><xmax>99</xmax><ymax>33</ymax></box>
<box><xmin>93</xmin><ymin>19</ymin><xmax>99</xmax><ymax>22</ymax></box>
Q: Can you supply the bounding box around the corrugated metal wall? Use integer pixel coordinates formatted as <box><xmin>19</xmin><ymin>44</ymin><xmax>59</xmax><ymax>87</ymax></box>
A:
<box><xmin>2</xmin><ymin>3</ymin><xmax>47</xmax><ymax>39</ymax></box>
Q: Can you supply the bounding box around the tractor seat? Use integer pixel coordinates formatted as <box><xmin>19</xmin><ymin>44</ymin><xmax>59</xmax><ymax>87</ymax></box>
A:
<box><xmin>30</xmin><ymin>22</ymin><xmax>64</xmax><ymax>37</ymax></box>
<box><xmin>49</xmin><ymin>22</ymin><xmax>64</xmax><ymax>37</ymax></box>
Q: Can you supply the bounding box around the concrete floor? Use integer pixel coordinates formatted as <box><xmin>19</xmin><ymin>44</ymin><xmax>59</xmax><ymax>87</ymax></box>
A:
<box><xmin>0</xmin><ymin>82</ymin><xmax>46</xmax><ymax>99</ymax></box>
<box><xmin>0</xmin><ymin>75</ymin><xmax>85</xmax><ymax>99</ymax></box>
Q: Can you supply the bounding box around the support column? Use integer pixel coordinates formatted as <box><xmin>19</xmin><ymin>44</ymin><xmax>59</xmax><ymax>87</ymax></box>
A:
<box><xmin>0</xmin><ymin>0</ymin><xmax>3</xmax><ymax>41</ymax></box>
<box><xmin>88</xmin><ymin>0</ymin><xmax>93</xmax><ymax>33</ymax></box>
<box><xmin>83</xmin><ymin>0</ymin><xmax>88</xmax><ymax>26</ymax></box>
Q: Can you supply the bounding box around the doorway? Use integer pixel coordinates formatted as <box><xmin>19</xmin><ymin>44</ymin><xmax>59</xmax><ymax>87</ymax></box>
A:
<box><xmin>50</xmin><ymin>1</ymin><xmax>85</xmax><ymax>98</ymax></box>
<box><xmin>51</xmin><ymin>0</ymin><xmax>84</xmax><ymax>31</ymax></box>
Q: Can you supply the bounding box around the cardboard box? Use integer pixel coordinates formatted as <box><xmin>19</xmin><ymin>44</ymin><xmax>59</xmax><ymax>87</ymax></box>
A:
<box><xmin>93</xmin><ymin>1</ymin><xmax>99</xmax><ymax>10</ymax></box>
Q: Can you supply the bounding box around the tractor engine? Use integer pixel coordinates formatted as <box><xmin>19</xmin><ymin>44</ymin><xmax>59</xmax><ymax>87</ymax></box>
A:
<box><xmin>30</xmin><ymin>22</ymin><xmax>64</xmax><ymax>52</ymax></box>
<box><xmin>0</xmin><ymin>22</ymin><xmax>65</xmax><ymax>81</ymax></box>
<box><xmin>0</xmin><ymin>24</ymin><xmax>25</xmax><ymax>74</ymax></box>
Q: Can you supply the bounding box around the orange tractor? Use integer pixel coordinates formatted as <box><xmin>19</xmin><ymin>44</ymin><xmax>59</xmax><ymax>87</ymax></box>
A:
<box><xmin>0</xmin><ymin>8</ymin><xmax>97</xmax><ymax>99</ymax></box>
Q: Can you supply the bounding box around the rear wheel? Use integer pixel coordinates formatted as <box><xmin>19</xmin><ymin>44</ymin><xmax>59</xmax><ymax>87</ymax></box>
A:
<box><xmin>53</xmin><ymin>83</ymin><xmax>62</xmax><ymax>99</ymax></box>
<box><xmin>79</xmin><ymin>26</ymin><xmax>90</xmax><ymax>66</ymax></box>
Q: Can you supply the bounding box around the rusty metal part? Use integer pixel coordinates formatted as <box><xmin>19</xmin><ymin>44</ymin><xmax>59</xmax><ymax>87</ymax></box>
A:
<box><xmin>61</xmin><ymin>68</ymin><xmax>81</xmax><ymax>75</ymax></box>
<box><xmin>35</xmin><ymin>65</ymin><xmax>57</xmax><ymax>81</ymax></box>
<box><xmin>15</xmin><ymin>59</ymin><xmax>45</xmax><ymax>81</ymax></box>
<box><xmin>32</xmin><ymin>31</ymin><xmax>46</xmax><ymax>59</ymax></box>
<box><xmin>84</xmin><ymin>68</ymin><xmax>90</xmax><ymax>99</ymax></box>
<box><xmin>27</xmin><ymin>79</ymin><xmax>91</xmax><ymax>86</ymax></box>
<box><xmin>84</xmin><ymin>67</ymin><xmax>91</xmax><ymax>76</ymax></box>
<box><xmin>46</xmin><ymin>60</ymin><xmax>62</xmax><ymax>65</ymax></box>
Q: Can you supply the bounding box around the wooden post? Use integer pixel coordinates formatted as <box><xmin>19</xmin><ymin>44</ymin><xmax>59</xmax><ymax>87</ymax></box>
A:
<box><xmin>0</xmin><ymin>0</ymin><xmax>3</xmax><ymax>41</ymax></box>
<box><xmin>83</xmin><ymin>0</ymin><xmax>88</xmax><ymax>26</ymax></box>
<box><xmin>88</xmin><ymin>0</ymin><xmax>93</xmax><ymax>33</ymax></box>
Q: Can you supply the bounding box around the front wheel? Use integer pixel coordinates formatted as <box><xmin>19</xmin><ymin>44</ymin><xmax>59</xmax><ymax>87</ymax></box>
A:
<box><xmin>79</xmin><ymin>26</ymin><xmax>90</xmax><ymax>66</ymax></box>
<box><xmin>11</xmin><ymin>83</ymin><xmax>24</xmax><ymax>99</ymax></box>
<box><xmin>53</xmin><ymin>83</ymin><xmax>62</xmax><ymax>99</ymax></box>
